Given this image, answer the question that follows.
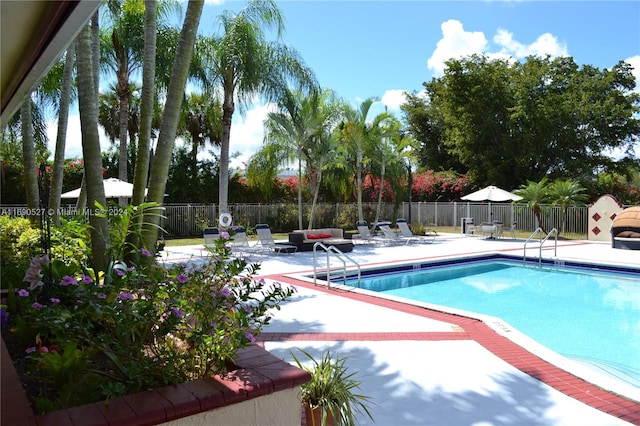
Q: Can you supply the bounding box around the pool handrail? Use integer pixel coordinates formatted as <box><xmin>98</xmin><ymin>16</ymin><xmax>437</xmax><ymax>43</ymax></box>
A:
<box><xmin>312</xmin><ymin>242</ymin><xmax>361</xmax><ymax>289</ymax></box>
<box><xmin>524</xmin><ymin>227</ymin><xmax>558</xmax><ymax>265</ymax></box>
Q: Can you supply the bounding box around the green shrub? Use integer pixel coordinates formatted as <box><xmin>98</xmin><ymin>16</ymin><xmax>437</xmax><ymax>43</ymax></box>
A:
<box><xmin>0</xmin><ymin>216</ymin><xmax>41</xmax><ymax>290</ymax></box>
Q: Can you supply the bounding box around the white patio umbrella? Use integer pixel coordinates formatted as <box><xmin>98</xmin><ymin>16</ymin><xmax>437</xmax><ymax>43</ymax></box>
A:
<box><xmin>61</xmin><ymin>178</ymin><xmax>144</xmax><ymax>199</ymax></box>
<box><xmin>461</xmin><ymin>185</ymin><xmax>522</xmax><ymax>222</ymax></box>
<box><xmin>461</xmin><ymin>185</ymin><xmax>523</xmax><ymax>202</ymax></box>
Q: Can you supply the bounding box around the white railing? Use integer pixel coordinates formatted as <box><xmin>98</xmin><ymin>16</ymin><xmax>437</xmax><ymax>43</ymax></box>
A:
<box><xmin>312</xmin><ymin>242</ymin><xmax>361</xmax><ymax>289</ymax></box>
<box><xmin>524</xmin><ymin>227</ymin><xmax>558</xmax><ymax>265</ymax></box>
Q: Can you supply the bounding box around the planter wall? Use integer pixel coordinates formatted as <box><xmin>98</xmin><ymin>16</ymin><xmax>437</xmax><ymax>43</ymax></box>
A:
<box><xmin>1</xmin><ymin>337</ymin><xmax>310</xmax><ymax>426</ymax></box>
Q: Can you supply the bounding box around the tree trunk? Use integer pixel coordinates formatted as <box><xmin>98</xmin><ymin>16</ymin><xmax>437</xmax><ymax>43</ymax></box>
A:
<box><xmin>373</xmin><ymin>161</ymin><xmax>386</xmax><ymax>227</ymax></box>
<box><xmin>76</xmin><ymin>24</ymin><xmax>109</xmax><ymax>271</ymax></box>
<box><xmin>127</xmin><ymin>0</ymin><xmax>157</xmax><ymax>254</ymax></box>
<box><xmin>142</xmin><ymin>0</ymin><xmax>204</xmax><ymax>251</ymax></box>
<box><xmin>297</xmin><ymin>145</ymin><xmax>303</xmax><ymax>230</ymax></box>
<box><xmin>132</xmin><ymin>0</ymin><xmax>156</xmax><ymax>206</ymax></box>
<box><xmin>356</xmin><ymin>148</ymin><xmax>364</xmax><ymax>223</ymax></box>
<box><xmin>219</xmin><ymin>90</ymin><xmax>233</xmax><ymax>216</ymax></box>
<box><xmin>21</xmin><ymin>98</ymin><xmax>39</xmax><ymax>224</ymax></box>
<box><xmin>49</xmin><ymin>44</ymin><xmax>75</xmax><ymax>225</ymax></box>
<box><xmin>308</xmin><ymin>169</ymin><xmax>322</xmax><ymax>230</ymax></box>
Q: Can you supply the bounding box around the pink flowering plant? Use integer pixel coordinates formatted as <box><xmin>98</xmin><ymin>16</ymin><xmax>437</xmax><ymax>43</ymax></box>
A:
<box><xmin>9</xmin><ymin>205</ymin><xmax>294</xmax><ymax>411</ymax></box>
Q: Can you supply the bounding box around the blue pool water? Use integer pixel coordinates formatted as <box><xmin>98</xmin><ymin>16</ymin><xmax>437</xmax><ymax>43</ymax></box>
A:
<box><xmin>348</xmin><ymin>260</ymin><xmax>640</xmax><ymax>387</ymax></box>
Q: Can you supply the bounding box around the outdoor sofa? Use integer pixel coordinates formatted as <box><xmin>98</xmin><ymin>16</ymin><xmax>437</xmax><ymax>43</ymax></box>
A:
<box><xmin>288</xmin><ymin>228</ymin><xmax>354</xmax><ymax>252</ymax></box>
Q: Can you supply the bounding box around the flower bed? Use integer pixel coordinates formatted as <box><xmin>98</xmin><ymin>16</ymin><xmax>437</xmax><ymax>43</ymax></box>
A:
<box><xmin>1</xmin><ymin>209</ymin><xmax>301</xmax><ymax>419</ymax></box>
<box><xmin>2</xmin><ymin>336</ymin><xmax>310</xmax><ymax>425</ymax></box>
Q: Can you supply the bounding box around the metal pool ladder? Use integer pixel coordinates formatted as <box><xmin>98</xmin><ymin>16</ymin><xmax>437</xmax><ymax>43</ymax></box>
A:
<box><xmin>523</xmin><ymin>227</ymin><xmax>558</xmax><ymax>265</ymax></box>
<box><xmin>312</xmin><ymin>242</ymin><xmax>361</xmax><ymax>289</ymax></box>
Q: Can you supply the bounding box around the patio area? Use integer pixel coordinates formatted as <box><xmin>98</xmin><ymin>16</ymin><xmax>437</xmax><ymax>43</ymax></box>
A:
<box><xmin>162</xmin><ymin>233</ymin><xmax>640</xmax><ymax>425</ymax></box>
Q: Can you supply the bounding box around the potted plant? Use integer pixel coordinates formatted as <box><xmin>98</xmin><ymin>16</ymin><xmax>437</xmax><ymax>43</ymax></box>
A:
<box><xmin>291</xmin><ymin>348</ymin><xmax>374</xmax><ymax>426</ymax></box>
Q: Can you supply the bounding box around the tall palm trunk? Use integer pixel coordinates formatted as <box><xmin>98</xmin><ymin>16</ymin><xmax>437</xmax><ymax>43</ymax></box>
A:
<box><xmin>117</xmin><ymin>71</ymin><xmax>130</xmax><ymax>183</ymax></box>
<box><xmin>297</xmin><ymin>144</ymin><xmax>303</xmax><ymax>229</ymax></box>
<box><xmin>373</xmin><ymin>161</ymin><xmax>386</xmax><ymax>227</ymax></box>
<box><xmin>77</xmin><ymin>24</ymin><xmax>109</xmax><ymax>271</ymax></box>
<box><xmin>142</xmin><ymin>0</ymin><xmax>204</xmax><ymax>251</ymax></box>
<box><xmin>219</xmin><ymin>91</ymin><xmax>233</xmax><ymax>216</ymax></box>
<box><xmin>308</xmin><ymin>168</ymin><xmax>322</xmax><ymax>230</ymax></box>
<box><xmin>131</xmin><ymin>0</ymin><xmax>156</xmax><ymax>207</ymax></box>
<box><xmin>21</xmin><ymin>98</ymin><xmax>39</xmax><ymax>224</ymax></box>
<box><xmin>127</xmin><ymin>0</ymin><xmax>157</xmax><ymax>256</ymax></box>
<box><xmin>49</xmin><ymin>44</ymin><xmax>75</xmax><ymax>225</ymax></box>
<box><xmin>356</xmin><ymin>148</ymin><xmax>364</xmax><ymax>223</ymax></box>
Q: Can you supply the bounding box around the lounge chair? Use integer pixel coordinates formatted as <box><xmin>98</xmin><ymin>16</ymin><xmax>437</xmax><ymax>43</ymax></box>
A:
<box><xmin>396</xmin><ymin>219</ymin><xmax>436</xmax><ymax>244</ymax></box>
<box><xmin>254</xmin><ymin>224</ymin><xmax>297</xmax><ymax>255</ymax></box>
<box><xmin>353</xmin><ymin>220</ymin><xmax>382</xmax><ymax>244</ymax></box>
<box><xmin>377</xmin><ymin>223</ymin><xmax>417</xmax><ymax>245</ymax></box>
<box><xmin>230</xmin><ymin>227</ymin><xmax>270</xmax><ymax>257</ymax></box>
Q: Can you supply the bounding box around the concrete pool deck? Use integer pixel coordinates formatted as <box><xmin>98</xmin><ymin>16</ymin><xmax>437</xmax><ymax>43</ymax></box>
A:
<box><xmin>162</xmin><ymin>233</ymin><xmax>640</xmax><ymax>425</ymax></box>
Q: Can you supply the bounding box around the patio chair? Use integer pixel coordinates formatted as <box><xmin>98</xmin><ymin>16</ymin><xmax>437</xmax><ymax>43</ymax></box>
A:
<box><xmin>396</xmin><ymin>219</ymin><xmax>436</xmax><ymax>244</ymax></box>
<box><xmin>353</xmin><ymin>220</ymin><xmax>382</xmax><ymax>244</ymax></box>
<box><xmin>254</xmin><ymin>224</ymin><xmax>298</xmax><ymax>255</ymax></box>
<box><xmin>201</xmin><ymin>227</ymin><xmax>220</xmax><ymax>257</ymax></box>
<box><xmin>377</xmin><ymin>223</ymin><xmax>416</xmax><ymax>245</ymax></box>
<box><xmin>230</xmin><ymin>227</ymin><xmax>270</xmax><ymax>257</ymax></box>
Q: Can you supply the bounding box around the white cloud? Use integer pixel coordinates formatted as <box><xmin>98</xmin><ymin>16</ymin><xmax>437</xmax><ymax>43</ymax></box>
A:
<box><xmin>427</xmin><ymin>19</ymin><xmax>568</xmax><ymax>76</ymax></box>
<box><xmin>205</xmin><ymin>103</ymin><xmax>275</xmax><ymax>170</ymax></box>
<box><xmin>494</xmin><ymin>29</ymin><xmax>568</xmax><ymax>59</ymax></box>
<box><xmin>381</xmin><ymin>90</ymin><xmax>407</xmax><ymax>113</ymax></box>
<box><xmin>427</xmin><ymin>20</ymin><xmax>488</xmax><ymax>75</ymax></box>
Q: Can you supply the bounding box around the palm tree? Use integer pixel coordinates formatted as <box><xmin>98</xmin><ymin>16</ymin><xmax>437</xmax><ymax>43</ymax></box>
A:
<box><xmin>76</xmin><ymin>23</ymin><xmax>109</xmax><ymax>270</ymax></box>
<box><xmin>337</xmin><ymin>97</ymin><xmax>391</xmax><ymax>224</ymax></box>
<box><xmin>515</xmin><ymin>177</ymin><xmax>550</xmax><ymax>233</ymax></box>
<box><xmin>179</xmin><ymin>92</ymin><xmax>222</xmax><ymax>173</ymax></box>
<box><xmin>548</xmin><ymin>178</ymin><xmax>588</xmax><ymax>236</ymax></box>
<box><xmin>141</xmin><ymin>0</ymin><xmax>204</xmax><ymax>252</ymax></box>
<box><xmin>251</xmin><ymin>89</ymin><xmax>334</xmax><ymax>229</ymax></box>
<box><xmin>101</xmin><ymin>0</ymin><xmax>146</xmax><ymax>184</ymax></box>
<box><xmin>370</xmin><ymin>120</ymin><xmax>408</xmax><ymax>227</ymax></box>
<box><xmin>200</xmin><ymin>0</ymin><xmax>317</xmax><ymax>216</ymax></box>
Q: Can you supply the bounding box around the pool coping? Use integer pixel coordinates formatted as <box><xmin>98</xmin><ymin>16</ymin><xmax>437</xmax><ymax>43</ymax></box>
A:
<box><xmin>269</xmin><ymin>251</ymin><xmax>640</xmax><ymax>423</ymax></box>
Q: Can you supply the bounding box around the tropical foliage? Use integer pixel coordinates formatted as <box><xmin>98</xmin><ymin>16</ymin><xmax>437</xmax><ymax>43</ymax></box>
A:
<box><xmin>3</xmin><ymin>207</ymin><xmax>293</xmax><ymax>412</ymax></box>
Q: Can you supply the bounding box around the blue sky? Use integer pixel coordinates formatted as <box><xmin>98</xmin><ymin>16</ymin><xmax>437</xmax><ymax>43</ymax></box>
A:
<box><xmin>51</xmin><ymin>0</ymin><xmax>640</xmax><ymax>169</ymax></box>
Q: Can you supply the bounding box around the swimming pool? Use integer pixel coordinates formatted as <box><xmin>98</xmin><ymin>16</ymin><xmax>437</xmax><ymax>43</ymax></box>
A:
<box><xmin>331</xmin><ymin>256</ymin><xmax>640</xmax><ymax>389</ymax></box>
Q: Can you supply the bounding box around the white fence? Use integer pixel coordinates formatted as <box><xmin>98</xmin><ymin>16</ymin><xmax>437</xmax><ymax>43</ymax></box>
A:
<box><xmin>158</xmin><ymin>202</ymin><xmax>589</xmax><ymax>238</ymax></box>
<box><xmin>0</xmin><ymin>202</ymin><xmax>592</xmax><ymax>238</ymax></box>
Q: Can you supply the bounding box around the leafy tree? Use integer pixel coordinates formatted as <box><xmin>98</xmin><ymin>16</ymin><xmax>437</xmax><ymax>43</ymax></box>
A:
<box><xmin>199</xmin><ymin>0</ymin><xmax>317</xmax><ymax>216</ymax></box>
<box><xmin>548</xmin><ymin>178</ymin><xmax>588</xmax><ymax>235</ymax></box>
<box><xmin>401</xmin><ymin>89</ymin><xmax>463</xmax><ymax>172</ymax></box>
<box><xmin>406</xmin><ymin>55</ymin><xmax>640</xmax><ymax>188</ymax></box>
